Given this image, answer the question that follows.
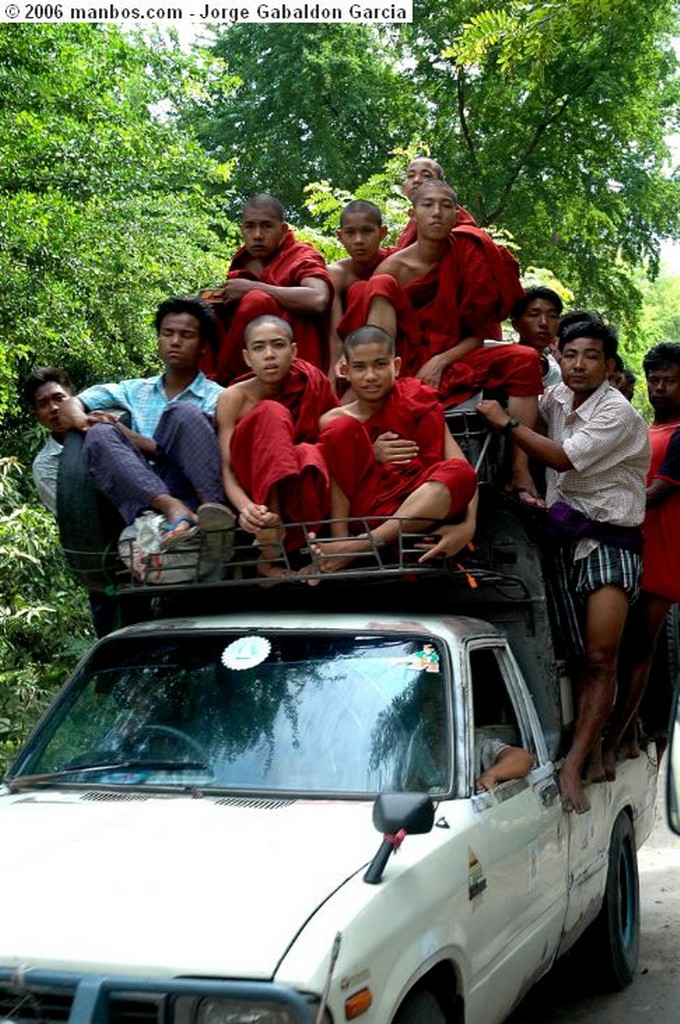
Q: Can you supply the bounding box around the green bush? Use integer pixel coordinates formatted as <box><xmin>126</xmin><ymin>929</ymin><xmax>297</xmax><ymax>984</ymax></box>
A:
<box><xmin>0</xmin><ymin>456</ymin><xmax>93</xmax><ymax>773</ymax></box>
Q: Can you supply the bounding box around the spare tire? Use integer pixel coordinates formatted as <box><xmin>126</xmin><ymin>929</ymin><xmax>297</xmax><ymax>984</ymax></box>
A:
<box><xmin>56</xmin><ymin>429</ymin><xmax>125</xmax><ymax>592</ymax></box>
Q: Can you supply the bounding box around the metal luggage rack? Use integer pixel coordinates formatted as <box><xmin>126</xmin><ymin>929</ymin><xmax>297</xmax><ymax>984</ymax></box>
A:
<box><xmin>112</xmin><ymin>514</ymin><xmax>529</xmax><ymax>598</ymax></box>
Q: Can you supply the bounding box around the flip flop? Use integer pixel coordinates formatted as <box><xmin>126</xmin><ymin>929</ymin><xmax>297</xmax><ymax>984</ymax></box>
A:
<box><xmin>197</xmin><ymin>502</ymin><xmax>237</xmax><ymax>533</ymax></box>
<box><xmin>161</xmin><ymin>514</ymin><xmax>199</xmax><ymax>548</ymax></box>
<box><xmin>197</xmin><ymin>503</ymin><xmax>237</xmax><ymax>567</ymax></box>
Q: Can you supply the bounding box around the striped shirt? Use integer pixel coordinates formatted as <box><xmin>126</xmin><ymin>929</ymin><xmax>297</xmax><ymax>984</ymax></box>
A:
<box><xmin>79</xmin><ymin>372</ymin><xmax>223</xmax><ymax>439</ymax></box>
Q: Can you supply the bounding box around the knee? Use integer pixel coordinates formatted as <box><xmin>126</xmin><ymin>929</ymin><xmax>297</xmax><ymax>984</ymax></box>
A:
<box><xmin>583</xmin><ymin>644</ymin><xmax>618</xmax><ymax>682</ymax></box>
<box><xmin>319</xmin><ymin>416</ymin><xmax>364</xmax><ymax>445</ymax></box>
<box><xmin>160</xmin><ymin>404</ymin><xmax>204</xmax><ymax>428</ymax></box>
<box><xmin>83</xmin><ymin>422</ymin><xmax>118</xmax><ymax>456</ymax></box>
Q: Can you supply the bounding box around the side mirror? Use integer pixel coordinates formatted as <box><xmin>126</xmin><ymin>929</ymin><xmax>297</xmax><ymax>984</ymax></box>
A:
<box><xmin>364</xmin><ymin>794</ymin><xmax>435</xmax><ymax>885</ymax></box>
<box><xmin>668</xmin><ymin>684</ymin><xmax>680</xmax><ymax>835</ymax></box>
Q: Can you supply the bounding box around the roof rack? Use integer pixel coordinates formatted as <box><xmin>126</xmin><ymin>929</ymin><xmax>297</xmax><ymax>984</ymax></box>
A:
<box><xmin>102</xmin><ymin>514</ymin><xmax>531</xmax><ymax>600</ymax></box>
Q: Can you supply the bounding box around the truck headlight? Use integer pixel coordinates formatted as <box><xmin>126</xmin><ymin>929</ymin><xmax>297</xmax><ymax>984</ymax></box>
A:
<box><xmin>175</xmin><ymin>996</ymin><xmax>304</xmax><ymax>1024</ymax></box>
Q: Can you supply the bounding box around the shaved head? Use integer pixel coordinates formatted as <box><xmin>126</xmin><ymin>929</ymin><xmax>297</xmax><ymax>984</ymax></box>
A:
<box><xmin>241</xmin><ymin>193</ymin><xmax>285</xmax><ymax>222</ymax></box>
<box><xmin>412</xmin><ymin>179</ymin><xmax>458</xmax><ymax>206</ymax></box>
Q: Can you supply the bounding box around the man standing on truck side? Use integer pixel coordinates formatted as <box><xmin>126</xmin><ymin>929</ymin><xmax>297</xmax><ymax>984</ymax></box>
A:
<box><xmin>306</xmin><ymin>325</ymin><xmax>478</xmax><ymax>575</ymax></box>
<box><xmin>477</xmin><ymin>313</ymin><xmax>650</xmax><ymax>813</ymax></box>
<box><xmin>201</xmin><ymin>193</ymin><xmax>332</xmax><ymax>386</ymax></box>
<box><xmin>336</xmin><ymin>180</ymin><xmax>542</xmax><ymax>502</ymax></box>
<box><xmin>55</xmin><ymin>296</ymin><xmax>227</xmax><ymax>543</ymax></box>
<box><xmin>602</xmin><ymin>341</ymin><xmax>680</xmax><ymax>773</ymax></box>
<box><xmin>215</xmin><ymin>314</ymin><xmax>337</xmax><ymax>578</ymax></box>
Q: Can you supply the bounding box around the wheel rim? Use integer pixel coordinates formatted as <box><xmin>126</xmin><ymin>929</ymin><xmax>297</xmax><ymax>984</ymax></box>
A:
<box><xmin>617</xmin><ymin>836</ymin><xmax>636</xmax><ymax>949</ymax></box>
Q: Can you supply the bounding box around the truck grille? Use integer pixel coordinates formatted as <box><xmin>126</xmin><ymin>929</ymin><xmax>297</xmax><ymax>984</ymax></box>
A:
<box><xmin>0</xmin><ymin>985</ymin><xmax>164</xmax><ymax>1024</ymax></box>
<box><xmin>0</xmin><ymin>985</ymin><xmax>73</xmax><ymax>1023</ymax></box>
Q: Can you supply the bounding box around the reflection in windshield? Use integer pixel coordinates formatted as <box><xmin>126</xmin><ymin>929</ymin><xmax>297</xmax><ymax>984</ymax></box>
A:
<box><xmin>14</xmin><ymin>632</ymin><xmax>451</xmax><ymax>795</ymax></box>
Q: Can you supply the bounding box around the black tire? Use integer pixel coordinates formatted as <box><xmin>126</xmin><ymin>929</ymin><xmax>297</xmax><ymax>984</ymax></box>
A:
<box><xmin>56</xmin><ymin>429</ymin><xmax>124</xmax><ymax>592</ymax></box>
<box><xmin>585</xmin><ymin>810</ymin><xmax>640</xmax><ymax>990</ymax></box>
<box><xmin>394</xmin><ymin>990</ymin><xmax>446</xmax><ymax>1024</ymax></box>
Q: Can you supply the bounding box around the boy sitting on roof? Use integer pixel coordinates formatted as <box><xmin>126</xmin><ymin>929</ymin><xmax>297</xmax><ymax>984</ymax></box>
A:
<box><xmin>307</xmin><ymin>325</ymin><xmax>478</xmax><ymax>575</ymax></box>
<box><xmin>216</xmin><ymin>314</ymin><xmax>338</xmax><ymax>578</ymax></box>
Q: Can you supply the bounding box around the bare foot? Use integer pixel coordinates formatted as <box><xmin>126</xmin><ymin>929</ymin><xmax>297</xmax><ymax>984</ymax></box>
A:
<box><xmin>601</xmin><ymin>745</ymin><xmax>618</xmax><ymax>782</ymax></box>
<box><xmin>558</xmin><ymin>761</ymin><xmax>591</xmax><ymax>813</ymax></box>
<box><xmin>619</xmin><ymin>731</ymin><xmax>640</xmax><ymax>760</ymax></box>
<box><xmin>309</xmin><ymin>534</ymin><xmax>370</xmax><ymax>574</ymax></box>
<box><xmin>582</xmin><ymin>752</ymin><xmax>608</xmax><ymax>784</ymax></box>
<box><xmin>255</xmin><ymin>519</ymin><xmax>288</xmax><ymax>578</ymax></box>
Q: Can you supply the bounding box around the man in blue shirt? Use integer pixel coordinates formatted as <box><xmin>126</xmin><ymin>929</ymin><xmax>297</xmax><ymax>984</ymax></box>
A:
<box><xmin>57</xmin><ymin>297</ymin><xmax>226</xmax><ymax>541</ymax></box>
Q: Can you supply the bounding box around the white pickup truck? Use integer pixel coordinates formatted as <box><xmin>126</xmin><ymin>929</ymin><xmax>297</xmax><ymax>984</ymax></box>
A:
<box><xmin>0</xmin><ymin>478</ymin><xmax>659</xmax><ymax>1024</ymax></box>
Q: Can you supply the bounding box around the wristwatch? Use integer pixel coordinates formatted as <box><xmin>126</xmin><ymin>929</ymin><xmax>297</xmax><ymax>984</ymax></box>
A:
<box><xmin>502</xmin><ymin>417</ymin><xmax>521</xmax><ymax>434</ymax></box>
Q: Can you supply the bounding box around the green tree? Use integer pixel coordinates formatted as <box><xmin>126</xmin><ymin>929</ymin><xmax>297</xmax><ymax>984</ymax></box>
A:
<box><xmin>0</xmin><ymin>457</ymin><xmax>93</xmax><ymax>772</ymax></box>
<box><xmin>399</xmin><ymin>0</ymin><xmax>679</xmax><ymax>334</ymax></box>
<box><xmin>0</xmin><ymin>24</ymin><xmax>234</xmax><ymax>442</ymax></box>
<box><xmin>194</xmin><ymin>24</ymin><xmax>426</xmax><ymax>215</ymax></box>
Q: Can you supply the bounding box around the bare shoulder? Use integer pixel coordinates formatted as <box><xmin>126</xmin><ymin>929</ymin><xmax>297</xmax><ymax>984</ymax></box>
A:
<box><xmin>373</xmin><ymin>247</ymin><xmax>418</xmax><ymax>284</ymax></box>
<box><xmin>329</xmin><ymin>259</ymin><xmax>353</xmax><ymax>290</ymax></box>
<box><xmin>319</xmin><ymin>403</ymin><xmax>360</xmax><ymax>428</ymax></box>
<box><xmin>217</xmin><ymin>380</ymin><xmax>256</xmax><ymax>426</ymax></box>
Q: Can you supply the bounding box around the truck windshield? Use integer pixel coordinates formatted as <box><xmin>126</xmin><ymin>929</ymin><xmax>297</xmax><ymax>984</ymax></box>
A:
<box><xmin>12</xmin><ymin>631</ymin><xmax>450</xmax><ymax>796</ymax></box>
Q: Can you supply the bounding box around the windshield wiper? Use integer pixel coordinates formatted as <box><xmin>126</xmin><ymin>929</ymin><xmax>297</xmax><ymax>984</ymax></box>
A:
<box><xmin>5</xmin><ymin>759</ymin><xmax>210</xmax><ymax>790</ymax></box>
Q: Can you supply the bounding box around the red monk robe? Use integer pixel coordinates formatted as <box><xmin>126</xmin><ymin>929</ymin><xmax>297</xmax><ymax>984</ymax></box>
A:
<box><xmin>317</xmin><ymin>378</ymin><xmax>477</xmax><ymax>524</ymax></box>
<box><xmin>641</xmin><ymin>423</ymin><xmax>680</xmax><ymax>603</ymax></box>
<box><xmin>202</xmin><ymin>227</ymin><xmax>332</xmax><ymax>385</ymax></box>
<box><xmin>395</xmin><ymin>204</ymin><xmax>477</xmax><ymax>249</ymax></box>
<box><xmin>230</xmin><ymin>360</ymin><xmax>338</xmax><ymax>536</ymax></box>
<box><xmin>337</xmin><ymin>229</ymin><xmax>539</xmax><ymax>408</ymax></box>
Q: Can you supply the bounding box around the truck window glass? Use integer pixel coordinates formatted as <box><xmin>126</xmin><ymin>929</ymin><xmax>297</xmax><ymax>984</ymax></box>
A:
<box><xmin>18</xmin><ymin>632</ymin><xmax>451</xmax><ymax>797</ymax></box>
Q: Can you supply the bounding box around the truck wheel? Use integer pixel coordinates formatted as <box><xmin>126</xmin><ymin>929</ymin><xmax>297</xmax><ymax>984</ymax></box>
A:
<box><xmin>394</xmin><ymin>990</ymin><xmax>446</xmax><ymax>1024</ymax></box>
<box><xmin>588</xmin><ymin>810</ymin><xmax>640</xmax><ymax>989</ymax></box>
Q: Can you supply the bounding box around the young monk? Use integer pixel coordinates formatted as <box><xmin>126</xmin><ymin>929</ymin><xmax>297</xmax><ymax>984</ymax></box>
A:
<box><xmin>396</xmin><ymin>156</ymin><xmax>478</xmax><ymax>248</ymax></box>
<box><xmin>338</xmin><ymin>179</ymin><xmax>543</xmax><ymax>501</ymax></box>
<box><xmin>215</xmin><ymin>314</ymin><xmax>338</xmax><ymax>577</ymax></box>
<box><xmin>308</xmin><ymin>325</ymin><xmax>478</xmax><ymax>574</ymax></box>
<box><xmin>328</xmin><ymin>200</ymin><xmax>389</xmax><ymax>385</ymax></box>
<box><xmin>202</xmin><ymin>194</ymin><xmax>332</xmax><ymax>385</ymax></box>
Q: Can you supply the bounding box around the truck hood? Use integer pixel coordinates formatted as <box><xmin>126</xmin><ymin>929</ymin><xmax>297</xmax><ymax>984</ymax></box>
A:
<box><xmin>0</xmin><ymin>791</ymin><xmax>377</xmax><ymax>978</ymax></box>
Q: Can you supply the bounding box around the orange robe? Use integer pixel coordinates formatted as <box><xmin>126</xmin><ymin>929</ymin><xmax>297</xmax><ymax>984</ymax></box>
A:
<box><xmin>317</xmin><ymin>378</ymin><xmax>477</xmax><ymax>524</ymax></box>
<box><xmin>202</xmin><ymin>228</ymin><xmax>332</xmax><ymax>385</ymax></box>
<box><xmin>641</xmin><ymin>422</ymin><xmax>680</xmax><ymax>602</ymax></box>
<box><xmin>395</xmin><ymin>204</ymin><xmax>478</xmax><ymax>248</ymax></box>
<box><xmin>338</xmin><ymin>230</ymin><xmax>539</xmax><ymax>407</ymax></box>
<box><xmin>230</xmin><ymin>360</ymin><xmax>338</xmax><ymax>533</ymax></box>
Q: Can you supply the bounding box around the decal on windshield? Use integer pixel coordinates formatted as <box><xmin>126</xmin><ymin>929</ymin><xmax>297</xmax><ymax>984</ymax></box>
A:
<box><xmin>391</xmin><ymin>643</ymin><xmax>440</xmax><ymax>673</ymax></box>
<box><xmin>221</xmin><ymin>635</ymin><xmax>272</xmax><ymax>671</ymax></box>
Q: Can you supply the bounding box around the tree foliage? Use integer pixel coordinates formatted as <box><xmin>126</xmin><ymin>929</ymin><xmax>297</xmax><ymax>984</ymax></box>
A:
<box><xmin>0</xmin><ymin>24</ymin><xmax>233</xmax><ymax>440</ymax></box>
<box><xmin>194</xmin><ymin>24</ymin><xmax>426</xmax><ymax>215</ymax></box>
<box><xmin>0</xmin><ymin>457</ymin><xmax>93</xmax><ymax>772</ymax></box>
<box><xmin>401</xmin><ymin>0</ymin><xmax>679</xmax><ymax>333</ymax></box>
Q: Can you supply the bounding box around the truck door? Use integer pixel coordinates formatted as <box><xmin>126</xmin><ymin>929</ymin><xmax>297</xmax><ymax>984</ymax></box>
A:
<box><xmin>463</xmin><ymin>643</ymin><xmax>568</xmax><ymax>1024</ymax></box>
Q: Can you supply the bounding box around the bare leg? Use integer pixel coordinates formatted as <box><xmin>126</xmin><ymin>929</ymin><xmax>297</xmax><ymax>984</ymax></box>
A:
<box><xmin>366</xmin><ymin>296</ymin><xmax>397</xmax><ymax>339</ymax></box>
<box><xmin>602</xmin><ymin>594</ymin><xmax>671</xmax><ymax>776</ymax></box>
<box><xmin>505</xmin><ymin>395</ymin><xmax>544</xmax><ymax>506</ymax></box>
<box><xmin>254</xmin><ymin>488</ymin><xmax>289</xmax><ymax>580</ymax></box>
<box><xmin>559</xmin><ymin>585</ymin><xmax>629</xmax><ymax>813</ymax></box>
<box><xmin>310</xmin><ymin>480</ymin><xmax>452</xmax><ymax>574</ymax></box>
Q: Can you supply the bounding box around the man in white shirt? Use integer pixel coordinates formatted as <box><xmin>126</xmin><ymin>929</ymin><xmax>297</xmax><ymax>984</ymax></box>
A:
<box><xmin>477</xmin><ymin>313</ymin><xmax>650</xmax><ymax>814</ymax></box>
<box><xmin>24</xmin><ymin>366</ymin><xmax>74</xmax><ymax>514</ymax></box>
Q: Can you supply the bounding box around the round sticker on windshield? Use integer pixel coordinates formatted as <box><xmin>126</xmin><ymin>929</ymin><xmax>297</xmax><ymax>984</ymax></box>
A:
<box><xmin>221</xmin><ymin>635</ymin><xmax>271</xmax><ymax>671</ymax></box>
